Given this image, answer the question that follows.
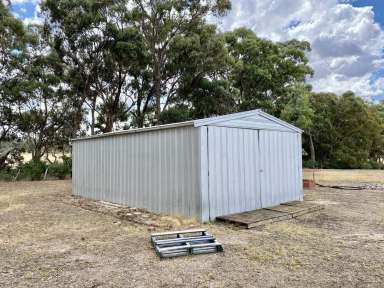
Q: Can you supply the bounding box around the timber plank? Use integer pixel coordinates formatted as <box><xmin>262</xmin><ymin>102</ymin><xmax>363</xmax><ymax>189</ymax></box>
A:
<box><xmin>216</xmin><ymin>201</ymin><xmax>324</xmax><ymax>229</ymax></box>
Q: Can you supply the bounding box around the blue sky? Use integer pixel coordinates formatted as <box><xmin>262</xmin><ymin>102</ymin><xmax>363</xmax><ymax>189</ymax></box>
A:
<box><xmin>9</xmin><ymin>0</ymin><xmax>384</xmax><ymax>102</ymax></box>
<box><xmin>354</xmin><ymin>0</ymin><xmax>384</xmax><ymax>27</ymax></box>
<box><xmin>10</xmin><ymin>1</ymin><xmax>36</xmax><ymax>21</ymax></box>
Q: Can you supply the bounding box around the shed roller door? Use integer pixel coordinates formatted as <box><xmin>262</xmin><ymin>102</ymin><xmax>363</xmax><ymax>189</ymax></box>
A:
<box><xmin>207</xmin><ymin>126</ymin><xmax>262</xmax><ymax>219</ymax></box>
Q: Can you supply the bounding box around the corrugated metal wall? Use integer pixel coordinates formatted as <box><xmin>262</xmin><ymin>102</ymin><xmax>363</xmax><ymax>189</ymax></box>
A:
<box><xmin>72</xmin><ymin>126</ymin><xmax>202</xmax><ymax>220</ymax></box>
<box><xmin>259</xmin><ymin>130</ymin><xmax>303</xmax><ymax>207</ymax></box>
<box><xmin>207</xmin><ymin>126</ymin><xmax>262</xmax><ymax>219</ymax></box>
<box><xmin>72</xmin><ymin>116</ymin><xmax>303</xmax><ymax>223</ymax></box>
<box><xmin>205</xmin><ymin>126</ymin><xmax>302</xmax><ymax>220</ymax></box>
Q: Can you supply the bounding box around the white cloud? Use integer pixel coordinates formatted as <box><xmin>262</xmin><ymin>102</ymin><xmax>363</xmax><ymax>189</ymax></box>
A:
<box><xmin>21</xmin><ymin>1</ymin><xmax>42</xmax><ymax>26</ymax></box>
<box><xmin>8</xmin><ymin>0</ymin><xmax>42</xmax><ymax>25</ymax></box>
<box><xmin>212</xmin><ymin>0</ymin><xmax>384</xmax><ymax>99</ymax></box>
<box><xmin>9</xmin><ymin>0</ymin><xmax>39</xmax><ymax>4</ymax></box>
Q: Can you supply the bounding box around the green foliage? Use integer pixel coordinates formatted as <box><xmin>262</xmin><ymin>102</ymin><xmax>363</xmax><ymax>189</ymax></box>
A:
<box><xmin>61</xmin><ymin>155</ymin><xmax>72</xmax><ymax>173</ymax></box>
<box><xmin>48</xmin><ymin>162</ymin><xmax>69</xmax><ymax>179</ymax></box>
<box><xmin>304</xmin><ymin>92</ymin><xmax>384</xmax><ymax>169</ymax></box>
<box><xmin>364</xmin><ymin>160</ymin><xmax>384</xmax><ymax>170</ymax></box>
<box><xmin>224</xmin><ymin>28</ymin><xmax>313</xmax><ymax>112</ymax></box>
<box><xmin>332</xmin><ymin>92</ymin><xmax>381</xmax><ymax>168</ymax></box>
<box><xmin>308</xmin><ymin>92</ymin><xmax>338</xmax><ymax>164</ymax></box>
<box><xmin>0</xmin><ymin>156</ymin><xmax>72</xmax><ymax>181</ymax></box>
<box><xmin>0</xmin><ymin>140</ymin><xmax>24</xmax><ymax>169</ymax></box>
<box><xmin>0</xmin><ymin>169</ymin><xmax>17</xmax><ymax>181</ymax></box>
<box><xmin>302</xmin><ymin>160</ymin><xmax>318</xmax><ymax>169</ymax></box>
<box><xmin>2</xmin><ymin>1</ymin><xmax>383</xmax><ymax>173</ymax></box>
<box><xmin>0</xmin><ymin>2</ymin><xmax>31</xmax><ymax>168</ymax></box>
<box><xmin>189</xmin><ymin>79</ymin><xmax>237</xmax><ymax>118</ymax></box>
<box><xmin>20</xmin><ymin>160</ymin><xmax>46</xmax><ymax>181</ymax></box>
<box><xmin>323</xmin><ymin>159</ymin><xmax>350</xmax><ymax>169</ymax></box>
<box><xmin>280</xmin><ymin>84</ymin><xmax>314</xmax><ymax>132</ymax></box>
<box><xmin>159</xmin><ymin>105</ymin><xmax>192</xmax><ymax>124</ymax></box>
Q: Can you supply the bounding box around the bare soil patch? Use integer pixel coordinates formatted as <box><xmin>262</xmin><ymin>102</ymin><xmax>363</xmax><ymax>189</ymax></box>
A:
<box><xmin>1</xmin><ymin>179</ymin><xmax>384</xmax><ymax>287</ymax></box>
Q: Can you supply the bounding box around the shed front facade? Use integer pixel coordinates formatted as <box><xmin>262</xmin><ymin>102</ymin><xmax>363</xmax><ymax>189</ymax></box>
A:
<box><xmin>72</xmin><ymin>110</ymin><xmax>303</xmax><ymax>222</ymax></box>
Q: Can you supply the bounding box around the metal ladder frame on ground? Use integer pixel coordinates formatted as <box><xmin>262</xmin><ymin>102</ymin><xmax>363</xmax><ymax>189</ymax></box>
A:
<box><xmin>150</xmin><ymin>229</ymin><xmax>224</xmax><ymax>259</ymax></box>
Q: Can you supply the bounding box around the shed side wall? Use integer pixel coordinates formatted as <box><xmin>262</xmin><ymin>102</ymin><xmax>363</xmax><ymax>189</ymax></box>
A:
<box><xmin>72</xmin><ymin>126</ymin><xmax>201</xmax><ymax>220</ymax></box>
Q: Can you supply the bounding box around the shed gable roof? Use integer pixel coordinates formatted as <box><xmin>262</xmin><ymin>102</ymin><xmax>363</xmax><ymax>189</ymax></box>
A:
<box><xmin>72</xmin><ymin>109</ymin><xmax>301</xmax><ymax>142</ymax></box>
<box><xmin>193</xmin><ymin>109</ymin><xmax>302</xmax><ymax>133</ymax></box>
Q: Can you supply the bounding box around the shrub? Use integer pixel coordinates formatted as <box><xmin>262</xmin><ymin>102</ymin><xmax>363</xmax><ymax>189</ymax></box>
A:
<box><xmin>302</xmin><ymin>159</ymin><xmax>318</xmax><ymax>169</ymax></box>
<box><xmin>0</xmin><ymin>169</ymin><xmax>16</xmax><ymax>181</ymax></box>
<box><xmin>48</xmin><ymin>162</ymin><xmax>69</xmax><ymax>179</ymax></box>
<box><xmin>62</xmin><ymin>155</ymin><xmax>72</xmax><ymax>176</ymax></box>
<box><xmin>364</xmin><ymin>160</ymin><xmax>384</xmax><ymax>170</ymax></box>
<box><xmin>47</xmin><ymin>156</ymin><xmax>72</xmax><ymax>179</ymax></box>
<box><xmin>322</xmin><ymin>159</ymin><xmax>350</xmax><ymax>169</ymax></box>
<box><xmin>21</xmin><ymin>160</ymin><xmax>46</xmax><ymax>181</ymax></box>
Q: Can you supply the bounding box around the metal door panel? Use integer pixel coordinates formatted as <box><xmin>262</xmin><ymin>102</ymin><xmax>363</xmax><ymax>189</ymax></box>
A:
<box><xmin>207</xmin><ymin>126</ymin><xmax>262</xmax><ymax>219</ymax></box>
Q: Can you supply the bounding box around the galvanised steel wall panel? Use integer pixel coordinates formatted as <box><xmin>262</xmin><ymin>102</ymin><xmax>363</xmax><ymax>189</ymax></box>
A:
<box><xmin>198</xmin><ymin>126</ymin><xmax>210</xmax><ymax>222</ymax></box>
<box><xmin>207</xmin><ymin>126</ymin><xmax>262</xmax><ymax>220</ymax></box>
<box><xmin>259</xmin><ymin>130</ymin><xmax>303</xmax><ymax>208</ymax></box>
<box><xmin>205</xmin><ymin>126</ymin><xmax>302</xmax><ymax>220</ymax></box>
<box><xmin>72</xmin><ymin>126</ymin><xmax>201</xmax><ymax>220</ymax></box>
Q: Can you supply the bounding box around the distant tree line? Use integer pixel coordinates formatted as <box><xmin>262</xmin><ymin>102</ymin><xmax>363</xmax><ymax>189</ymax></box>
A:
<box><xmin>0</xmin><ymin>0</ymin><xmax>383</xmax><ymax>178</ymax></box>
<box><xmin>281</xmin><ymin>89</ymin><xmax>384</xmax><ymax>169</ymax></box>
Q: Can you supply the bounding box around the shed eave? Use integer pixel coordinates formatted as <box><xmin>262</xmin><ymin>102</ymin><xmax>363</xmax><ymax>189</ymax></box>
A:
<box><xmin>72</xmin><ymin>109</ymin><xmax>302</xmax><ymax>143</ymax></box>
<box><xmin>71</xmin><ymin>120</ymin><xmax>194</xmax><ymax>142</ymax></box>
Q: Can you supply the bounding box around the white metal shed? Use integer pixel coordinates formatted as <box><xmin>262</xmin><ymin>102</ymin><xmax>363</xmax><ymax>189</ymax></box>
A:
<box><xmin>72</xmin><ymin>109</ymin><xmax>303</xmax><ymax>222</ymax></box>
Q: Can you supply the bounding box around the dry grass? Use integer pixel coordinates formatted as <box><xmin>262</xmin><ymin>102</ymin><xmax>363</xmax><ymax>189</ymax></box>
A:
<box><xmin>303</xmin><ymin>169</ymin><xmax>384</xmax><ymax>183</ymax></box>
<box><xmin>1</xmin><ymin>177</ymin><xmax>384</xmax><ymax>287</ymax></box>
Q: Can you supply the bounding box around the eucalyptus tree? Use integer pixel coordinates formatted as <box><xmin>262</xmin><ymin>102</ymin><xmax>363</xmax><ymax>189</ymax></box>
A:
<box><xmin>332</xmin><ymin>92</ymin><xmax>384</xmax><ymax>168</ymax></box>
<box><xmin>42</xmin><ymin>0</ymin><xmax>148</xmax><ymax>133</ymax></box>
<box><xmin>0</xmin><ymin>2</ymin><xmax>31</xmax><ymax>168</ymax></box>
<box><xmin>280</xmin><ymin>84</ymin><xmax>315</xmax><ymax>162</ymax></box>
<box><xmin>12</xmin><ymin>25</ymin><xmax>77</xmax><ymax>162</ymax></box>
<box><xmin>128</xmin><ymin>0</ymin><xmax>231</xmax><ymax>124</ymax></box>
<box><xmin>368</xmin><ymin>103</ymin><xmax>384</xmax><ymax>165</ymax></box>
<box><xmin>157</xmin><ymin>23</ymin><xmax>234</xmax><ymax>123</ymax></box>
<box><xmin>308</xmin><ymin>92</ymin><xmax>338</xmax><ymax>166</ymax></box>
<box><xmin>0</xmin><ymin>1</ymin><xmax>26</xmax><ymax>141</ymax></box>
<box><xmin>224</xmin><ymin>28</ymin><xmax>313</xmax><ymax>113</ymax></box>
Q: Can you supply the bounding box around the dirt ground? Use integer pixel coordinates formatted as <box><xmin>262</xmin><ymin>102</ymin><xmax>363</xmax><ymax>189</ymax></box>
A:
<box><xmin>1</xmin><ymin>172</ymin><xmax>384</xmax><ymax>287</ymax></box>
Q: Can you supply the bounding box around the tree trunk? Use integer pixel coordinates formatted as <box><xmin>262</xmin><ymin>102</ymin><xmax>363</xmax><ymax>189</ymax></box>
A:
<box><xmin>137</xmin><ymin>114</ymin><xmax>144</xmax><ymax>128</ymax></box>
<box><xmin>154</xmin><ymin>61</ymin><xmax>161</xmax><ymax>125</ymax></box>
<box><xmin>90</xmin><ymin>95</ymin><xmax>96</xmax><ymax>135</ymax></box>
<box><xmin>72</xmin><ymin>106</ymin><xmax>84</xmax><ymax>138</ymax></box>
<box><xmin>105</xmin><ymin>113</ymin><xmax>114</xmax><ymax>132</ymax></box>
<box><xmin>32</xmin><ymin>150</ymin><xmax>42</xmax><ymax>163</ymax></box>
<box><xmin>309</xmin><ymin>133</ymin><xmax>316</xmax><ymax>163</ymax></box>
<box><xmin>136</xmin><ymin>95</ymin><xmax>143</xmax><ymax>128</ymax></box>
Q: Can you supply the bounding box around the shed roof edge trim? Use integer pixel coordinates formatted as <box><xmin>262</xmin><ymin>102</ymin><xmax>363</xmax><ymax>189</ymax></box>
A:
<box><xmin>72</xmin><ymin>109</ymin><xmax>302</xmax><ymax>142</ymax></box>
<box><xmin>193</xmin><ymin>109</ymin><xmax>302</xmax><ymax>133</ymax></box>
<box><xmin>71</xmin><ymin>120</ymin><xmax>194</xmax><ymax>142</ymax></box>
<box><xmin>257</xmin><ymin>111</ymin><xmax>303</xmax><ymax>133</ymax></box>
<box><xmin>193</xmin><ymin>109</ymin><xmax>260</xmax><ymax>127</ymax></box>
